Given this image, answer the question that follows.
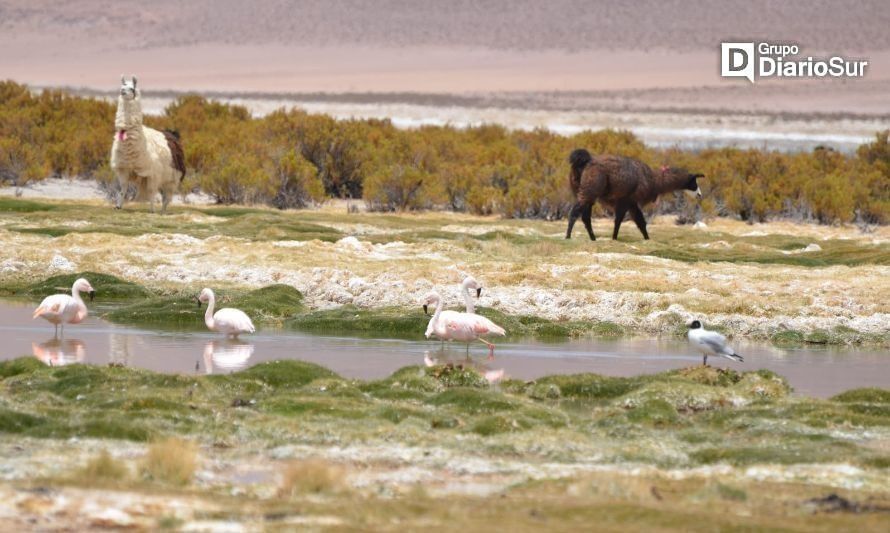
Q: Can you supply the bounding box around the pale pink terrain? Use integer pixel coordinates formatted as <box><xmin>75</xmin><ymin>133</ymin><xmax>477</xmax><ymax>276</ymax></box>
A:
<box><xmin>1</xmin><ymin>0</ymin><xmax>889</xmax><ymax>149</ymax></box>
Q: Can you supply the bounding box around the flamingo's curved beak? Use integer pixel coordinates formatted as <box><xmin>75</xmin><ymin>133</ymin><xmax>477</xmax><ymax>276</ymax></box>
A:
<box><xmin>88</xmin><ymin>290</ymin><xmax>95</xmax><ymax>302</ymax></box>
<box><xmin>195</xmin><ymin>297</ymin><xmax>202</xmax><ymax>308</ymax></box>
<box><xmin>423</xmin><ymin>304</ymin><xmax>429</xmax><ymax>316</ymax></box>
<box><xmin>476</xmin><ymin>288</ymin><xmax>482</xmax><ymax>298</ymax></box>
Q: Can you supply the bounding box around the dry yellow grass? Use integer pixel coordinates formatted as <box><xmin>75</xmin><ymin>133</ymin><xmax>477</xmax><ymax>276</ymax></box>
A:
<box><xmin>79</xmin><ymin>449</ymin><xmax>130</xmax><ymax>483</ymax></box>
<box><xmin>140</xmin><ymin>438</ymin><xmax>197</xmax><ymax>486</ymax></box>
<box><xmin>279</xmin><ymin>458</ymin><xmax>347</xmax><ymax>496</ymax></box>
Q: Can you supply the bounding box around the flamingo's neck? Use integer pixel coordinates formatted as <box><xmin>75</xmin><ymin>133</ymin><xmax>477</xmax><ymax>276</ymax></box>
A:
<box><xmin>426</xmin><ymin>298</ymin><xmax>443</xmax><ymax>337</ymax></box>
<box><xmin>71</xmin><ymin>284</ymin><xmax>88</xmax><ymax>320</ymax></box>
<box><xmin>204</xmin><ymin>293</ymin><xmax>216</xmax><ymax>330</ymax></box>
<box><xmin>461</xmin><ymin>284</ymin><xmax>475</xmax><ymax>314</ymax></box>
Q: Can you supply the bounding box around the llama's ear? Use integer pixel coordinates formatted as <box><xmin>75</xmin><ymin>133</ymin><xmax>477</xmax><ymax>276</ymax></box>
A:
<box><xmin>132</xmin><ymin>76</ymin><xmax>137</xmax><ymax>88</ymax></box>
<box><xmin>121</xmin><ymin>75</ymin><xmax>125</xmax><ymax>85</ymax></box>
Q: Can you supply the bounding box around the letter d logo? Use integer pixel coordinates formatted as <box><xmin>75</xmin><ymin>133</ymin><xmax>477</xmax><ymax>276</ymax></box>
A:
<box><xmin>721</xmin><ymin>42</ymin><xmax>755</xmax><ymax>83</ymax></box>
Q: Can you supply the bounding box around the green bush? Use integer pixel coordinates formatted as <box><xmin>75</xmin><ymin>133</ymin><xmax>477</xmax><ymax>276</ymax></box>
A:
<box><xmin>1</xmin><ymin>81</ymin><xmax>887</xmax><ymax>223</ymax></box>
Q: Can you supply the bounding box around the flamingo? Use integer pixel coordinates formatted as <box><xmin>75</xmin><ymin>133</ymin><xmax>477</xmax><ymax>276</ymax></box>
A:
<box><xmin>460</xmin><ymin>276</ymin><xmax>483</xmax><ymax>313</ymax></box>
<box><xmin>196</xmin><ymin>288</ymin><xmax>255</xmax><ymax>339</ymax></box>
<box><xmin>422</xmin><ymin>291</ymin><xmax>505</xmax><ymax>359</ymax></box>
<box><xmin>32</xmin><ymin>278</ymin><xmax>95</xmax><ymax>338</ymax></box>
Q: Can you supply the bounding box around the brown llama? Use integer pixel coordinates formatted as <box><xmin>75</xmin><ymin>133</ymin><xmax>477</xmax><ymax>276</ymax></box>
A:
<box><xmin>565</xmin><ymin>149</ymin><xmax>703</xmax><ymax>241</ymax></box>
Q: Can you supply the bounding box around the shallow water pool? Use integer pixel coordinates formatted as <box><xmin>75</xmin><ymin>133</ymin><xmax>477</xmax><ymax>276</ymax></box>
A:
<box><xmin>2</xmin><ymin>300</ymin><xmax>886</xmax><ymax>397</ymax></box>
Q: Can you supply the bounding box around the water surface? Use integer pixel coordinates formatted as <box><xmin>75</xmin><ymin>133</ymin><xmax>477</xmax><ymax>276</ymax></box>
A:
<box><xmin>2</xmin><ymin>300</ymin><xmax>886</xmax><ymax>397</ymax></box>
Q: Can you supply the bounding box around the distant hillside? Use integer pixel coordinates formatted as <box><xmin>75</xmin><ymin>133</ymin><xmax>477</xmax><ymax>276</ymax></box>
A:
<box><xmin>2</xmin><ymin>0</ymin><xmax>888</xmax><ymax>52</ymax></box>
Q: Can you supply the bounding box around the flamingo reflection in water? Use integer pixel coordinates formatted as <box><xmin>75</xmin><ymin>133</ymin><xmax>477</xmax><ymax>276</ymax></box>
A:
<box><xmin>32</xmin><ymin>338</ymin><xmax>86</xmax><ymax>367</ymax></box>
<box><xmin>202</xmin><ymin>341</ymin><xmax>255</xmax><ymax>374</ymax></box>
<box><xmin>423</xmin><ymin>350</ymin><xmax>505</xmax><ymax>384</ymax></box>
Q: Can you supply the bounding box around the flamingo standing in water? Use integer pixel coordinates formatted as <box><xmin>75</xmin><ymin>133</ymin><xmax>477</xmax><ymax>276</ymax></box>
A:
<box><xmin>197</xmin><ymin>288</ymin><xmax>255</xmax><ymax>339</ymax></box>
<box><xmin>423</xmin><ymin>291</ymin><xmax>505</xmax><ymax>359</ymax></box>
<box><xmin>32</xmin><ymin>278</ymin><xmax>95</xmax><ymax>338</ymax></box>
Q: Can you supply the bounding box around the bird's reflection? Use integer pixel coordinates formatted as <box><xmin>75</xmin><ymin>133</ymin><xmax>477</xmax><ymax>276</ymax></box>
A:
<box><xmin>202</xmin><ymin>341</ymin><xmax>255</xmax><ymax>374</ymax></box>
<box><xmin>423</xmin><ymin>350</ymin><xmax>505</xmax><ymax>384</ymax></box>
<box><xmin>32</xmin><ymin>338</ymin><xmax>86</xmax><ymax>367</ymax></box>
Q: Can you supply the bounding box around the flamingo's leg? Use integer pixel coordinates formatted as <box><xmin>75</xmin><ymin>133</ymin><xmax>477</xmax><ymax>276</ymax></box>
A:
<box><xmin>478</xmin><ymin>339</ymin><xmax>496</xmax><ymax>360</ymax></box>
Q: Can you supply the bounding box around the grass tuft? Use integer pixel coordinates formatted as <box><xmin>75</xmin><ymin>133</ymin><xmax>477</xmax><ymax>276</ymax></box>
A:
<box><xmin>279</xmin><ymin>459</ymin><xmax>346</xmax><ymax>496</ymax></box>
<box><xmin>141</xmin><ymin>437</ymin><xmax>198</xmax><ymax>485</ymax></box>
<box><xmin>79</xmin><ymin>449</ymin><xmax>130</xmax><ymax>482</ymax></box>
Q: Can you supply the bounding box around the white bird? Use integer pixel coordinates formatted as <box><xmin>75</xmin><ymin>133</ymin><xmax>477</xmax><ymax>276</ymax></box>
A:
<box><xmin>197</xmin><ymin>288</ymin><xmax>255</xmax><ymax>339</ymax></box>
<box><xmin>687</xmin><ymin>320</ymin><xmax>743</xmax><ymax>366</ymax></box>
<box><xmin>423</xmin><ymin>291</ymin><xmax>506</xmax><ymax>359</ymax></box>
<box><xmin>460</xmin><ymin>276</ymin><xmax>483</xmax><ymax>313</ymax></box>
<box><xmin>32</xmin><ymin>278</ymin><xmax>95</xmax><ymax>338</ymax></box>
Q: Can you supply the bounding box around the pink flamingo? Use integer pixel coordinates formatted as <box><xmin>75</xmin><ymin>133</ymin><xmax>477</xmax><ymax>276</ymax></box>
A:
<box><xmin>32</xmin><ymin>278</ymin><xmax>95</xmax><ymax>338</ymax></box>
<box><xmin>197</xmin><ymin>288</ymin><xmax>255</xmax><ymax>339</ymax></box>
<box><xmin>422</xmin><ymin>291</ymin><xmax>505</xmax><ymax>359</ymax></box>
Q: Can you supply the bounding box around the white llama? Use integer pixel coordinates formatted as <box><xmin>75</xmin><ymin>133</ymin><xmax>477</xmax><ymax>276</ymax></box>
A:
<box><xmin>109</xmin><ymin>76</ymin><xmax>185</xmax><ymax>213</ymax></box>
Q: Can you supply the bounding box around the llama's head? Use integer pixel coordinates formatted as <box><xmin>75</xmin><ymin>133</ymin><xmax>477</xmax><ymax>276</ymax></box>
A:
<box><xmin>684</xmin><ymin>173</ymin><xmax>704</xmax><ymax>200</ymax></box>
<box><xmin>119</xmin><ymin>75</ymin><xmax>138</xmax><ymax>100</ymax></box>
<box><xmin>662</xmin><ymin>166</ymin><xmax>704</xmax><ymax>200</ymax></box>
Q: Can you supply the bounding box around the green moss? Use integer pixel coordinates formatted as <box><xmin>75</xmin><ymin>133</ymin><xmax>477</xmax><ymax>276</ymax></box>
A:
<box><xmin>0</xmin><ymin>197</ymin><xmax>58</xmax><ymax>212</ymax></box>
<box><xmin>262</xmin><ymin>395</ymin><xmax>369</xmax><ymax>420</ymax></box>
<box><xmin>535</xmin><ymin>373</ymin><xmax>645</xmax><ymax>401</ymax></box>
<box><xmin>831</xmin><ymin>388</ymin><xmax>890</xmax><ymax>404</ymax></box>
<box><xmin>590</xmin><ymin>321</ymin><xmax>626</xmax><ymax>337</ymax></box>
<box><xmin>232</xmin><ymin>360</ymin><xmax>338</xmax><ymax>389</ymax></box>
<box><xmin>626</xmin><ymin>399</ymin><xmax>680</xmax><ymax>427</ymax></box>
<box><xmin>526</xmin><ymin>383</ymin><xmax>562</xmax><ymax>400</ymax></box>
<box><xmin>0</xmin><ymin>357</ymin><xmax>46</xmax><ymax>378</ymax></box>
<box><xmin>471</xmin><ymin>415</ymin><xmax>515</xmax><ymax>436</ymax></box>
<box><xmin>427</xmin><ymin>388</ymin><xmax>518</xmax><ymax>414</ymax></box>
<box><xmin>771</xmin><ymin>330</ymin><xmax>806</xmax><ymax>346</ymax></box>
<box><xmin>690</xmin><ymin>439</ymin><xmax>859</xmax><ymax>466</ymax></box>
<box><xmin>0</xmin><ymin>407</ymin><xmax>45</xmax><ymax>432</ymax></box>
<box><xmin>425</xmin><ymin>364</ymin><xmax>489</xmax><ymax>388</ymax></box>
<box><xmin>105</xmin><ymin>284</ymin><xmax>305</xmax><ymax>327</ymax></box>
<box><xmin>289</xmin><ymin>305</ymin><xmax>428</xmax><ymax>338</ymax></box>
<box><xmin>17</xmin><ymin>272</ymin><xmax>153</xmax><ymax>300</ymax></box>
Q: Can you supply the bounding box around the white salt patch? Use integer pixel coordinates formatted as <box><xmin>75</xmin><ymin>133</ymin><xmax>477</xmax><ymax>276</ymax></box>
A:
<box><xmin>49</xmin><ymin>254</ymin><xmax>75</xmax><ymax>271</ymax></box>
<box><xmin>694</xmin><ymin>221</ymin><xmax>708</xmax><ymax>228</ymax></box>
<box><xmin>272</xmin><ymin>240</ymin><xmax>308</xmax><ymax>248</ymax></box>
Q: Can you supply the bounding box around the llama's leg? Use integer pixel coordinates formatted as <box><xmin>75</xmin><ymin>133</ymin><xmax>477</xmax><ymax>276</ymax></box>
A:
<box><xmin>629</xmin><ymin>204</ymin><xmax>650</xmax><ymax>240</ymax></box>
<box><xmin>565</xmin><ymin>202</ymin><xmax>581</xmax><ymax>239</ymax></box>
<box><xmin>114</xmin><ymin>173</ymin><xmax>127</xmax><ymax>209</ymax></box>
<box><xmin>612</xmin><ymin>202</ymin><xmax>630</xmax><ymax>240</ymax></box>
<box><xmin>160</xmin><ymin>188</ymin><xmax>171</xmax><ymax>214</ymax></box>
<box><xmin>581</xmin><ymin>203</ymin><xmax>596</xmax><ymax>241</ymax></box>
